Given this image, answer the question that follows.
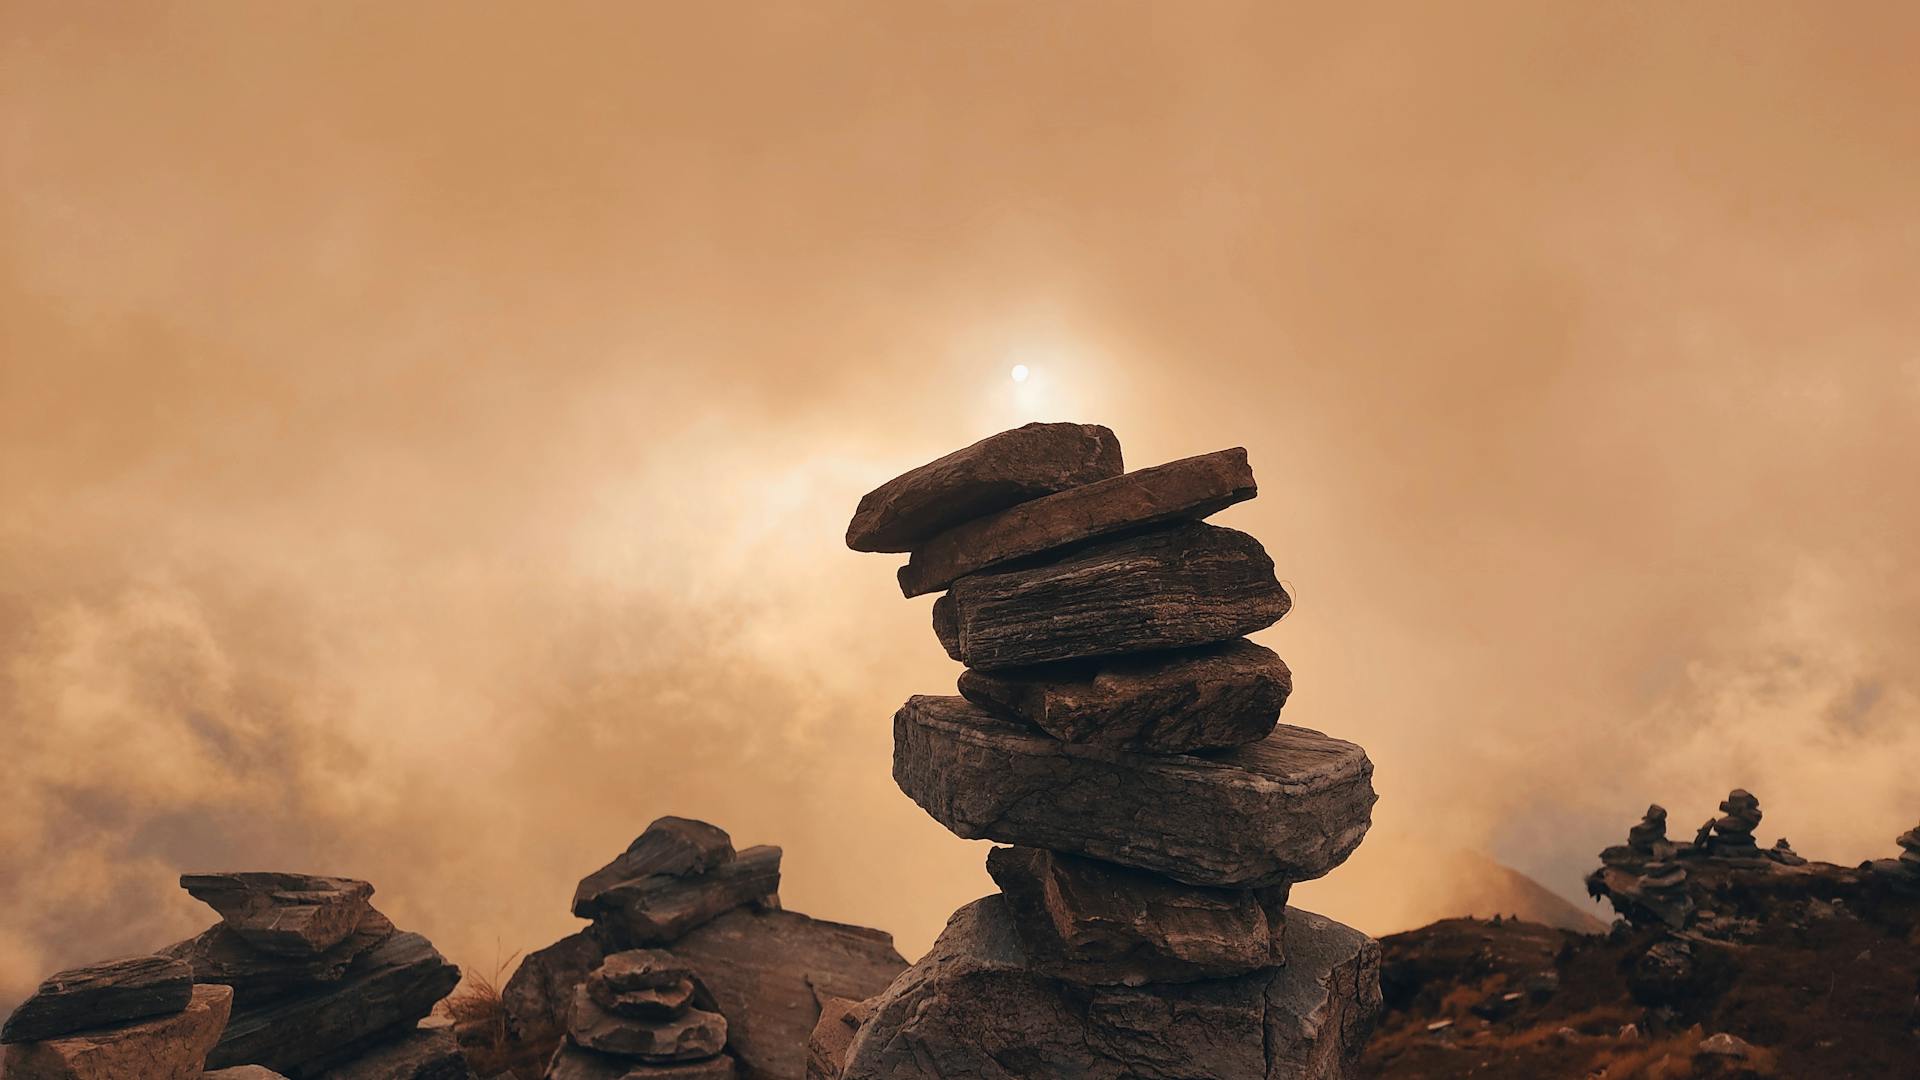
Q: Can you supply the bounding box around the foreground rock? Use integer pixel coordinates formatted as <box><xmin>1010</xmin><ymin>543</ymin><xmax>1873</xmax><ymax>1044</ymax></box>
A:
<box><xmin>932</xmin><ymin>522</ymin><xmax>1291</xmax><ymax>669</ymax></box>
<box><xmin>581</xmin><ymin>846</ymin><xmax>782</xmax><ymax>950</ymax></box>
<box><xmin>504</xmin><ymin>932</ymin><xmax>607</xmax><ymax>1041</ymax></box>
<box><xmin>986</xmin><ymin>846</ymin><xmax>1284</xmax><ymax>984</ymax></box>
<box><xmin>833</xmin><ymin>897</ymin><xmax>1379</xmax><ymax>1080</ymax></box>
<box><xmin>846</xmin><ymin>422</ymin><xmax>1123</xmax><ymax>552</ymax></box>
<box><xmin>546</xmin><ymin>1045</ymin><xmax>738</xmax><ymax>1079</ymax></box>
<box><xmin>894</xmin><ymin>695</ymin><xmax>1374</xmax><ymax>887</ymax></box>
<box><xmin>569</xmin><ymin>991</ymin><xmax>728</xmax><ymax>1060</ymax></box>
<box><xmin>1</xmin><ymin>954</ymin><xmax>193</xmax><ymax>1043</ymax></box>
<box><xmin>180</xmin><ymin>873</ymin><xmax>375</xmax><ymax>956</ymax></box>
<box><xmin>320</xmin><ymin>1025</ymin><xmax>472</xmax><ymax>1079</ymax></box>
<box><xmin>957</xmin><ymin>638</ymin><xmax>1290</xmax><ymax>753</ymax></box>
<box><xmin>163</xmin><ymin>911</ymin><xmax>397</xmax><ymax>1003</ymax></box>
<box><xmin>588</xmin><ymin>950</ymin><xmax>699</xmax><ymax>1018</ymax></box>
<box><xmin>897</xmin><ymin>447</ymin><xmax>1257</xmax><ymax>596</ymax></box>
<box><xmin>0</xmin><ymin>983</ymin><xmax>232</xmax><ymax>1080</ymax></box>
<box><xmin>574</xmin><ymin>818</ymin><xmax>737</xmax><ymax>915</ymax></box>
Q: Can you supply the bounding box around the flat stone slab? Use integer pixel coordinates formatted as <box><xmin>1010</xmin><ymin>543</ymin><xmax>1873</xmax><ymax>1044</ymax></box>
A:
<box><xmin>547</xmin><ymin>1045</ymin><xmax>738</xmax><ymax>1079</ymax></box>
<box><xmin>986</xmin><ymin>846</ymin><xmax>1285</xmax><ymax>985</ymax></box>
<box><xmin>846</xmin><ymin>422</ymin><xmax>1123</xmax><ymax>553</ymax></box>
<box><xmin>589</xmin><ymin>951</ymin><xmax>699</xmax><ymax>1018</ymax></box>
<box><xmin>898</xmin><ymin>447</ymin><xmax>1257</xmax><ymax>597</ymax></box>
<box><xmin>1</xmin><ymin>983</ymin><xmax>231</xmax><ymax>1080</ymax></box>
<box><xmin>957</xmin><ymin>638</ymin><xmax>1291</xmax><ymax>753</ymax></box>
<box><xmin>180</xmin><ymin>872</ymin><xmax>376</xmax><ymax>957</ymax></box>
<box><xmin>503</xmin><ymin>931</ymin><xmax>605</xmax><ymax>1043</ymax></box>
<box><xmin>2</xmin><ymin>954</ymin><xmax>194</xmax><ymax>1043</ymax></box>
<box><xmin>163</xmin><ymin>910</ymin><xmax>396</xmax><ymax>1005</ymax></box>
<box><xmin>568</xmin><ymin>988</ymin><xmax>726</xmax><ymax>1061</ymax></box>
<box><xmin>581</xmin><ymin>846</ymin><xmax>782</xmax><ymax>950</ymax></box>
<box><xmin>932</xmin><ymin>522</ymin><xmax>1290</xmax><ymax>669</ymax></box>
<box><xmin>321</xmin><ymin>1026</ymin><xmax>473</xmax><ymax>1079</ymax></box>
<box><xmin>574</xmin><ymin>818</ymin><xmax>737</xmax><ymax>916</ymax></box>
<box><xmin>834</xmin><ymin>897</ymin><xmax>1380</xmax><ymax>1080</ymax></box>
<box><xmin>894</xmin><ymin>695</ymin><xmax>1374</xmax><ymax>887</ymax></box>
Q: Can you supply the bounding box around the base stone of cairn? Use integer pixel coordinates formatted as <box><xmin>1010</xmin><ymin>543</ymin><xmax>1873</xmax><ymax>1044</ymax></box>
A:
<box><xmin>1</xmin><ymin>982</ymin><xmax>232</xmax><ymax>1080</ymax></box>
<box><xmin>832</xmin><ymin>423</ymin><xmax>1382</xmax><ymax>1079</ymax></box>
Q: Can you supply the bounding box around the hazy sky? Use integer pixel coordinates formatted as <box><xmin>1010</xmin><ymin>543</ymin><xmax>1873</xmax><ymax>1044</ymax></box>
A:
<box><xmin>4</xmin><ymin>2</ymin><xmax>1919</xmax><ymax>1006</ymax></box>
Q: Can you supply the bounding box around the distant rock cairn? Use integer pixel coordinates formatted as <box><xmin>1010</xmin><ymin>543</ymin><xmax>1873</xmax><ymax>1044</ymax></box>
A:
<box><xmin>823</xmin><ymin>422</ymin><xmax>1383</xmax><ymax>1079</ymax></box>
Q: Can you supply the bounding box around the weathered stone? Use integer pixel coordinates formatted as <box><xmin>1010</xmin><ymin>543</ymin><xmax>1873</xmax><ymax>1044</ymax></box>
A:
<box><xmin>897</xmin><ymin>447</ymin><xmax>1256</xmax><ymax>597</ymax></box>
<box><xmin>668</xmin><ymin>907</ymin><xmax>910</xmax><ymax>1080</ymax></box>
<box><xmin>1</xmin><ymin>954</ymin><xmax>193</xmax><ymax>1043</ymax></box>
<box><xmin>588</xmin><ymin>951</ymin><xmax>698</xmax><ymax>1018</ymax></box>
<box><xmin>846</xmin><ymin>422</ymin><xmax>1123</xmax><ymax>553</ymax></box>
<box><xmin>504</xmin><ymin>932</ymin><xmax>606</xmax><ymax>1042</ymax></box>
<box><xmin>583</xmin><ymin>846</ymin><xmax>782</xmax><ymax>950</ymax></box>
<box><xmin>319</xmin><ymin>1026</ymin><xmax>473</xmax><ymax>1079</ymax></box>
<box><xmin>838</xmin><ymin>897</ymin><xmax>1380</xmax><ymax>1080</ymax></box>
<box><xmin>1627</xmin><ymin>805</ymin><xmax>1668</xmax><ymax>854</ymax></box>
<box><xmin>894</xmin><ymin>695</ymin><xmax>1374</xmax><ymax>887</ymax></box>
<box><xmin>1</xmin><ymin>983</ymin><xmax>232</xmax><ymax>1080</ymax></box>
<box><xmin>932</xmin><ymin>522</ymin><xmax>1290</xmax><ymax>669</ymax></box>
<box><xmin>164</xmin><ymin>911</ymin><xmax>397</xmax><ymax>1005</ymax></box>
<box><xmin>985</xmin><ymin>846</ymin><xmax>1281</xmax><ymax>985</ymax></box>
<box><xmin>574</xmin><ymin>819</ymin><xmax>737</xmax><ymax>917</ymax></box>
<box><xmin>804</xmin><ymin>998</ymin><xmax>874</xmax><ymax>1080</ymax></box>
<box><xmin>1709</xmin><ymin>789</ymin><xmax>1763</xmax><ymax>854</ymax></box>
<box><xmin>180</xmin><ymin>872</ymin><xmax>376</xmax><ymax>957</ymax></box>
<box><xmin>957</xmin><ymin>639</ymin><xmax>1290</xmax><ymax>753</ymax></box>
<box><xmin>208</xmin><ymin>930</ymin><xmax>462</xmax><ymax>1077</ymax></box>
<box><xmin>568</xmin><ymin>988</ymin><xmax>726</xmax><ymax>1061</ymax></box>
<box><xmin>205</xmin><ymin>1069</ymin><xmax>291</xmax><ymax>1080</ymax></box>
<box><xmin>545</xmin><ymin>1045</ymin><xmax>737</xmax><ymax>1080</ymax></box>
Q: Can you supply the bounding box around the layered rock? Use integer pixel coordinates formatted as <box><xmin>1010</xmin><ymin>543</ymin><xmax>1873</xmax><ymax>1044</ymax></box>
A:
<box><xmin>931</xmin><ymin>521</ymin><xmax>1292</xmax><ymax>669</ymax></box>
<box><xmin>846</xmin><ymin>422</ymin><xmax>1123</xmax><ymax>552</ymax></box>
<box><xmin>0</xmin><ymin>954</ymin><xmax>193</xmax><ymax>1044</ymax></box>
<box><xmin>180</xmin><ymin>873</ymin><xmax>375</xmax><ymax>956</ymax></box>
<box><xmin>893</xmin><ymin>694</ymin><xmax>1374</xmax><ymax>887</ymax></box>
<box><xmin>504</xmin><ymin>932</ymin><xmax>606</xmax><ymax>1041</ymax></box>
<box><xmin>163</xmin><ymin>910</ymin><xmax>397</xmax><ymax>1003</ymax></box>
<box><xmin>573</xmin><ymin>818</ymin><xmax>737</xmax><ymax>914</ymax></box>
<box><xmin>320</xmin><ymin>1025</ymin><xmax>472</xmax><ymax>1080</ymax></box>
<box><xmin>581</xmin><ymin>846</ymin><xmax>783</xmax><ymax>951</ymax></box>
<box><xmin>0</xmin><ymin>983</ymin><xmax>232</xmax><ymax>1080</ymax></box>
<box><xmin>545</xmin><ymin>947</ymin><xmax>737</xmax><ymax>1080</ymax></box>
<box><xmin>1707</xmin><ymin>789</ymin><xmax>1763</xmax><ymax>855</ymax></box>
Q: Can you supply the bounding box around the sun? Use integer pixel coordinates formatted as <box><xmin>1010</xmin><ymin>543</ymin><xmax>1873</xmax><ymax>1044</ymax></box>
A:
<box><xmin>1010</xmin><ymin>364</ymin><xmax>1030</xmax><ymax>383</ymax></box>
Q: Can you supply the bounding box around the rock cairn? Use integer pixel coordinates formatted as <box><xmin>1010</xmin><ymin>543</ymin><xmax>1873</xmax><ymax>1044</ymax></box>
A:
<box><xmin>500</xmin><ymin>817</ymin><xmax>906</xmax><ymax>1080</ymax></box>
<box><xmin>1702</xmin><ymin>789</ymin><xmax>1763</xmax><ymax>857</ymax></box>
<box><xmin>824</xmin><ymin>422</ymin><xmax>1382</xmax><ymax>1078</ymax></box>
<box><xmin>1</xmin><ymin>956</ymin><xmax>232</xmax><ymax>1080</ymax></box>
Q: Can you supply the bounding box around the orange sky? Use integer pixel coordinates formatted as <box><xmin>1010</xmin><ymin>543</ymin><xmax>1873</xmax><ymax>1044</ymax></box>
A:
<box><xmin>4</xmin><ymin>2</ymin><xmax>1919</xmax><ymax>1005</ymax></box>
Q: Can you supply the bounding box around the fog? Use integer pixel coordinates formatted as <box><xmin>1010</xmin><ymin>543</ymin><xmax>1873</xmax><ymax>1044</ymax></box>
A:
<box><xmin>4</xmin><ymin>2</ymin><xmax>1918</xmax><ymax>1004</ymax></box>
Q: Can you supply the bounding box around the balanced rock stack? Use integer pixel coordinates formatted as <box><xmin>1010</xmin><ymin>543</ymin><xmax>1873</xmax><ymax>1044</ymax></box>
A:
<box><xmin>547</xmin><ymin>950</ymin><xmax>732</xmax><ymax>1079</ymax></box>
<box><xmin>1701</xmin><ymin>789</ymin><xmax>1763</xmax><ymax>857</ymax></box>
<box><xmin>827</xmin><ymin>422</ymin><xmax>1382</xmax><ymax>1078</ymax></box>
<box><xmin>1</xmin><ymin>956</ymin><xmax>232</xmax><ymax>1079</ymax></box>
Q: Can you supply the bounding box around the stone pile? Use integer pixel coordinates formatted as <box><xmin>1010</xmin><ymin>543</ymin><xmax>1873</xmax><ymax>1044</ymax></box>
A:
<box><xmin>1701</xmin><ymin>789</ymin><xmax>1763</xmax><ymax>857</ymax></box>
<box><xmin>1</xmin><ymin>956</ymin><xmax>232</xmax><ymax>1079</ymax></box>
<box><xmin>500</xmin><ymin>817</ymin><xmax>907</xmax><ymax>1080</ymax></box>
<box><xmin>824</xmin><ymin>422</ymin><xmax>1382</xmax><ymax>1078</ymax></box>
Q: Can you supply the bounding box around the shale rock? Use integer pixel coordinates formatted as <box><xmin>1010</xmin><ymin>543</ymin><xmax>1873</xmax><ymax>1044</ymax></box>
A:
<box><xmin>932</xmin><ymin>522</ymin><xmax>1290</xmax><ymax>669</ymax></box>
<box><xmin>163</xmin><ymin>911</ymin><xmax>397</xmax><ymax>1004</ymax></box>
<box><xmin>568</xmin><ymin>988</ymin><xmax>727</xmax><ymax>1061</ymax></box>
<box><xmin>205</xmin><ymin>1069</ymin><xmax>290</xmax><ymax>1080</ymax></box>
<box><xmin>546</xmin><ymin>1045</ymin><xmax>738</xmax><ymax>1079</ymax></box>
<box><xmin>846</xmin><ymin>422</ymin><xmax>1123</xmax><ymax>553</ymax></box>
<box><xmin>574</xmin><ymin>819</ymin><xmax>737</xmax><ymax>916</ymax></box>
<box><xmin>986</xmin><ymin>845</ymin><xmax>1283</xmax><ymax>984</ymax></box>
<box><xmin>588</xmin><ymin>951</ymin><xmax>698</xmax><ymax>1018</ymax></box>
<box><xmin>837</xmin><ymin>897</ymin><xmax>1380</xmax><ymax>1080</ymax></box>
<box><xmin>669</xmin><ymin>907</ymin><xmax>909</xmax><ymax>1080</ymax></box>
<box><xmin>957</xmin><ymin>638</ymin><xmax>1290</xmax><ymax>753</ymax></box>
<box><xmin>894</xmin><ymin>695</ymin><xmax>1374</xmax><ymax>887</ymax></box>
<box><xmin>320</xmin><ymin>1026</ymin><xmax>473</xmax><ymax>1080</ymax></box>
<box><xmin>181</xmin><ymin>873</ymin><xmax>376</xmax><ymax>957</ymax></box>
<box><xmin>1627</xmin><ymin>805</ymin><xmax>1669</xmax><ymax>855</ymax></box>
<box><xmin>1709</xmin><ymin>789</ymin><xmax>1763</xmax><ymax>854</ymax></box>
<box><xmin>581</xmin><ymin>846</ymin><xmax>782</xmax><ymax>950</ymax></box>
<box><xmin>0</xmin><ymin>983</ymin><xmax>232</xmax><ymax>1080</ymax></box>
<box><xmin>804</xmin><ymin>998</ymin><xmax>874</xmax><ymax>1080</ymax></box>
<box><xmin>1</xmin><ymin>953</ymin><xmax>193</xmax><ymax>1043</ymax></box>
<box><xmin>897</xmin><ymin>447</ymin><xmax>1256</xmax><ymax>597</ymax></box>
<box><xmin>504</xmin><ymin>932</ymin><xmax>606</xmax><ymax>1040</ymax></box>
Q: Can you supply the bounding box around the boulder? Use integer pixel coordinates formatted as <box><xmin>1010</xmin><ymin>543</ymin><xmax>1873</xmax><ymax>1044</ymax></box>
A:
<box><xmin>985</xmin><ymin>846</ymin><xmax>1282</xmax><ymax>984</ymax></box>
<box><xmin>207</xmin><ymin>931</ymin><xmax>462</xmax><ymax>1077</ymax></box>
<box><xmin>504</xmin><ymin>932</ymin><xmax>606</xmax><ymax>1041</ymax></box>
<box><xmin>319</xmin><ymin>1026</ymin><xmax>473</xmax><ymax>1079</ymax></box>
<box><xmin>0</xmin><ymin>983</ymin><xmax>232</xmax><ymax>1080</ymax></box>
<box><xmin>581</xmin><ymin>846</ymin><xmax>782</xmax><ymax>950</ymax></box>
<box><xmin>205</xmin><ymin>1069</ymin><xmax>291</xmax><ymax>1080</ymax></box>
<box><xmin>163</xmin><ymin>911</ymin><xmax>397</xmax><ymax>1004</ymax></box>
<box><xmin>568</xmin><ymin>989</ymin><xmax>726</xmax><ymax>1061</ymax></box>
<box><xmin>803</xmin><ymin>998</ymin><xmax>873</xmax><ymax>1080</ymax></box>
<box><xmin>574</xmin><ymin>819</ymin><xmax>737</xmax><ymax>916</ymax></box>
<box><xmin>545</xmin><ymin>1045</ymin><xmax>737</xmax><ymax>1079</ymax></box>
<box><xmin>932</xmin><ymin>522</ymin><xmax>1290</xmax><ymax>669</ymax></box>
<box><xmin>846</xmin><ymin>422</ymin><xmax>1123</xmax><ymax>553</ymax></box>
<box><xmin>896</xmin><ymin>447</ymin><xmax>1256</xmax><ymax>597</ymax></box>
<box><xmin>667</xmin><ymin>907</ymin><xmax>909</xmax><ymax>1080</ymax></box>
<box><xmin>837</xmin><ymin>897</ymin><xmax>1380</xmax><ymax>1080</ymax></box>
<box><xmin>956</xmin><ymin>639</ymin><xmax>1289</xmax><ymax>753</ymax></box>
<box><xmin>1</xmin><ymin>954</ymin><xmax>193</xmax><ymax>1043</ymax></box>
<box><xmin>893</xmin><ymin>695</ymin><xmax>1375</xmax><ymax>887</ymax></box>
<box><xmin>180</xmin><ymin>873</ymin><xmax>376</xmax><ymax>957</ymax></box>
<box><xmin>589</xmin><ymin>951</ymin><xmax>698</xmax><ymax>1018</ymax></box>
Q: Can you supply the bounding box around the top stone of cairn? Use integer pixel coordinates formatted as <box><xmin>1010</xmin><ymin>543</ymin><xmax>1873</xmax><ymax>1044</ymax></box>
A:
<box><xmin>179</xmin><ymin>872</ymin><xmax>375</xmax><ymax>957</ymax></box>
<box><xmin>845</xmin><ymin>422</ymin><xmax>1123</xmax><ymax>552</ymax></box>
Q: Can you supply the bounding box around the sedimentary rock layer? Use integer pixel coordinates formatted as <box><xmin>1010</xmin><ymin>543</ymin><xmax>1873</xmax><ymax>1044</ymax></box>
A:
<box><xmin>163</xmin><ymin>910</ymin><xmax>396</xmax><ymax>1004</ymax></box>
<box><xmin>894</xmin><ymin>695</ymin><xmax>1373</xmax><ymax>887</ymax></box>
<box><xmin>574</xmin><ymin>818</ymin><xmax>737</xmax><ymax>916</ymax></box>
<box><xmin>180</xmin><ymin>873</ymin><xmax>375</xmax><ymax>957</ymax></box>
<box><xmin>547</xmin><ymin>1045</ymin><xmax>739</xmax><ymax>1079</ymax></box>
<box><xmin>931</xmin><ymin>522</ymin><xmax>1290</xmax><ymax>669</ymax></box>
<box><xmin>321</xmin><ymin>1026</ymin><xmax>472</xmax><ymax>1080</ymax></box>
<box><xmin>846</xmin><ymin>422</ymin><xmax>1123</xmax><ymax>553</ymax></box>
<box><xmin>1</xmin><ymin>983</ymin><xmax>232</xmax><ymax>1080</ymax></box>
<box><xmin>581</xmin><ymin>846</ymin><xmax>782</xmax><ymax>949</ymax></box>
<box><xmin>1</xmin><ymin>954</ymin><xmax>193</xmax><ymax>1044</ymax></box>
<box><xmin>568</xmin><ymin>988</ymin><xmax>727</xmax><ymax>1061</ymax></box>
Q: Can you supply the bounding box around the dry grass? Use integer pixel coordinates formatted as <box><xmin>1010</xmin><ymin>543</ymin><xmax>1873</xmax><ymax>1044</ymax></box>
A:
<box><xmin>440</xmin><ymin>945</ymin><xmax>557</xmax><ymax>1079</ymax></box>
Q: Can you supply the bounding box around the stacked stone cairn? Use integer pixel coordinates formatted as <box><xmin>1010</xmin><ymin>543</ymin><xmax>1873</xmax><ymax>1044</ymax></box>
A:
<box><xmin>548</xmin><ymin>950</ymin><xmax>731</xmax><ymax>1079</ymax></box>
<box><xmin>822</xmin><ymin>422</ymin><xmax>1383</xmax><ymax>1078</ymax></box>
<box><xmin>1</xmin><ymin>955</ymin><xmax>231</xmax><ymax>1079</ymax></box>
<box><xmin>1700</xmin><ymin>789</ymin><xmax>1764</xmax><ymax>857</ymax></box>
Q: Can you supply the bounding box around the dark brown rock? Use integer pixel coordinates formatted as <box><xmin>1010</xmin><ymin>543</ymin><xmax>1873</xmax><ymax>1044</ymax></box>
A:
<box><xmin>574</xmin><ymin>819</ymin><xmax>737</xmax><ymax>917</ymax></box>
<box><xmin>588</xmin><ymin>951</ymin><xmax>698</xmax><ymax>1018</ymax></box>
<box><xmin>320</xmin><ymin>1026</ymin><xmax>474</xmax><ymax>1079</ymax></box>
<box><xmin>803</xmin><ymin>998</ymin><xmax>874</xmax><ymax>1080</ymax></box>
<box><xmin>1</xmin><ymin>954</ymin><xmax>193</xmax><ymax>1043</ymax></box>
<box><xmin>956</xmin><ymin>638</ymin><xmax>1290</xmax><ymax>753</ymax></box>
<box><xmin>985</xmin><ymin>846</ymin><xmax>1282</xmax><ymax>985</ymax></box>
<box><xmin>836</xmin><ymin>897</ymin><xmax>1380</xmax><ymax>1080</ymax></box>
<box><xmin>846</xmin><ymin>422</ymin><xmax>1123</xmax><ymax>553</ymax></box>
<box><xmin>205</xmin><ymin>1069</ymin><xmax>291</xmax><ymax>1080</ymax></box>
<box><xmin>894</xmin><ymin>695</ymin><xmax>1375</xmax><ymax>887</ymax></box>
<box><xmin>896</xmin><ymin>447</ymin><xmax>1256</xmax><ymax>596</ymax></box>
<box><xmin>180</xmin><ymin>872</ymin><xmax>376</xmax><ymax>957</ymax></box>
<box><xmin>546</xmin><ymin>1045</ymin><xmax>738</xmax><ymax>1080</ymax></box>
<box><xmin>1</xmin><ymin>983</ymin><xmax>232</xmax><ymax>1080</ymax></box>
<box><xmin>668</xmin><ymin>907</ymin><xmax>910</xmax><ymax>1080</ymax></box>
<box><xmin>568</xmin><ymin>988</ymin><xmax>726</xmax><ymax>1061</ymax></box>
<box><xmin>207</xmin><ymin>930</ymin><xmax>462</xmax><ymax>1078</ymax></box>
<box><xmin>583</xmin><ymin>846</ymin><xmax>782</xmax><ymax>950</ymax></box>
<box><xmin>503</xmin><ymin>932</ymin><xmax>606</xmax><ymax>1042</ymax></box>
<box><xmin>163</xmin><ymin>910</ymin><xmax>397</xmax><ymax>1004</ymax></box>
<box><xmin>931</xmin><ymin>522</ymin><xmax>1290</xmax><ymax>669</ymax></box>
